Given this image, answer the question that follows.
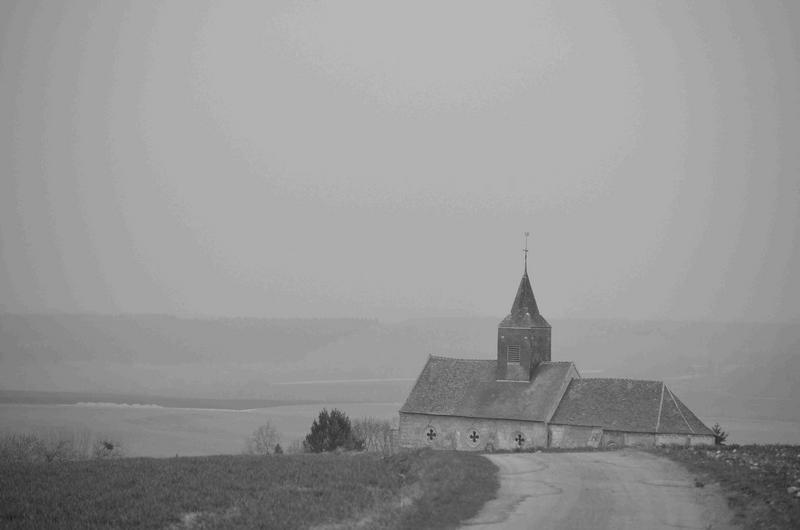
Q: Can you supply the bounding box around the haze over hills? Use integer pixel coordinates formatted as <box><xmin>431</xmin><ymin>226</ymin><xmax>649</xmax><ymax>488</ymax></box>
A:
<box><xmin>1</xmin><ymin>313</ymin><xmax>798</xmax><ymax>422</ymax></box>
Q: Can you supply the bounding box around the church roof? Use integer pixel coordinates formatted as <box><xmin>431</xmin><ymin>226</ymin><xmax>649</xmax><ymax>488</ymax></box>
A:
<box><xmin>550</xmin><ymin>378</ymin><xmax>713</xmax><ymax>435</ymax></box>
<box><xmin>499</xmin><ymin>272</ymin><xmax>550</xmax><ymax>328</ymax></box>
<box><xmin>399</xmin><ymin>356</ymin><xmax>575</xmax><ymax>422</ymax></box>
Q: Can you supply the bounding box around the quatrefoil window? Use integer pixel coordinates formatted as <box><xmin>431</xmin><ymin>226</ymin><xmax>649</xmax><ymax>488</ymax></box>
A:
<box><xmin>424</xmin><ymin>426</ymin><xmax>437</xmax><ymax>443</ymax></box>
<box><xmin>514</xmin><ymin>433</ymin><xmax>525</xmax><ymax>447</ymax></box>
<box><xmin>467</xmin><ymin>428</ymin><xmax>480</xmax><ymax>447</ymax></box>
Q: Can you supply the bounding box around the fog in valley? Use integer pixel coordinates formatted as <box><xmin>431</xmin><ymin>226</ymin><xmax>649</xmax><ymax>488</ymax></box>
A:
<box><xmin>1</xmin><ymin>1</ymin><xmax>799</xmax><ymax>456</ymax></box>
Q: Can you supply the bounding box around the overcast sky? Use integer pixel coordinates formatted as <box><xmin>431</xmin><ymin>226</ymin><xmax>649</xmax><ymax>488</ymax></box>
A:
<box><xmin>1</xmin><ymin>1</ymin><xmax>798</xmax><ymax>322</ymax></box>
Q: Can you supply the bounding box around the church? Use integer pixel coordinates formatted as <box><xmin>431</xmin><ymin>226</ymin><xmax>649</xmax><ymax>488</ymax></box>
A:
<box><xmin>399</xmin><ymin>248</ymin><xmax>715</xmax><ymax>451</ymax></box>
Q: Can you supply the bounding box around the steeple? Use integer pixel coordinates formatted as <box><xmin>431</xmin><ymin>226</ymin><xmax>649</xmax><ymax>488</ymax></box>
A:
<box><xmin>496</xmin><ymin>233</ymin><xmax>552</xmax><ymax>381</ymax></box>
<box><xmin>504</xmin><ymin>272</ymin><xmax>542</xmax><ymax>325</ymax></box>
<box><xmin>500</xmin><ymin>233</ymin><xmax>547</xmax><ymax>328</ymax></box>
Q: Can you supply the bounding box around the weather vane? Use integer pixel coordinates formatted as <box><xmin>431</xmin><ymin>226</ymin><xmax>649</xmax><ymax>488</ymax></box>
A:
<box><xmin>523</xmin><ymin>231</ymin><xmax>530</xmax><ymax>272</ymax></box>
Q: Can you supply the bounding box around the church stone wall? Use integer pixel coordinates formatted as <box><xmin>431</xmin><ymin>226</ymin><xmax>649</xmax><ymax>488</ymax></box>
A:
<box><xmin>548</xmin><ymin>425</ymin><xmax>602</xmax><ymax>448</ymax></box>
<box><xmin>689</xmin><ymin>434</ymin><xmax>714</xmax><ymax>446</ymax></box>
<box><xmin>655</xmin><ymin>434</ymin><xmax>713</xmax><ymax>447</ymax></box>
<box><xmin>400</xmin><ymin>414</ymin><xmax>713</xmax><ymax>450</ymax></box>
<box><xmin>623</xmin><ymin>432</ymin><xmax>656</xmax><ymax>447</ymax></box>
<box><xmin>399</xmin><ymin>413</ymin><xmax>547</xmax><ymax>451</ymax></box>
<box><xmin>656</xmin><ymin>434</ymin><xmax>691</xmax><ymax>446</ymax></box>
<box><xmin>552</xmin><ymin>427</ymin><xmax>712</xmax><ymax>449</ymax></box>
<box><xmin>601</xmin><ymin>430</ymin><xmax>625</xmax><ymax>448</ymax></box>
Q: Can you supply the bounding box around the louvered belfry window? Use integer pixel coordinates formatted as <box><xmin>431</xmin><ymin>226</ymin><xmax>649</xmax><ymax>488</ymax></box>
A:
<box><xmin>507</xmin><ymin>345</ymin><xmax>521</xmax><ymax>363</ymax></box>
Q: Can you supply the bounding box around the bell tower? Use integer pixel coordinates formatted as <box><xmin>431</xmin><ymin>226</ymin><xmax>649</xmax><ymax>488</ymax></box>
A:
<box><xmin>496</xmin><ymin>233</ymin><xmax>551</xmax><ymax>381</ymax></box>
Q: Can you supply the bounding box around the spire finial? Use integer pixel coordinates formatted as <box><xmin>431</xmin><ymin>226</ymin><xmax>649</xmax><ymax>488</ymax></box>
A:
<box><xmin>523</xmin><ymin>231</ymin><xmax>530</xmax><ymax>275</ymax></box>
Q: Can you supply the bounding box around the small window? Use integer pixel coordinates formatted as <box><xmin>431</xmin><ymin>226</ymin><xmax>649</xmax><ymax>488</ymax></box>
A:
<box><xmin>507</xmin><ymin>345</ymin><xmax>521</xmax><ymax>363</ymax></box>
<box><xmin>466</xmin><ymin>428</ymin><xmax>481</xmax><ymax>447</ymax></box>
<box><xmin>424</xmin><ymin>425</ymin><xmax>437</xmax><ymax>443</ymax></box>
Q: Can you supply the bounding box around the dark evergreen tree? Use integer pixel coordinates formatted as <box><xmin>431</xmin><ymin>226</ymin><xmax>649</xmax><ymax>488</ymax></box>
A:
<box><xmin>711</xmin><ymin>423</ymin><xmax>728</xmax><ymax>445</ymax></box>
<box><xmin>304</xmin><ymin>408</ymin><xmax>360</xmax><ymax>452</ymax></box>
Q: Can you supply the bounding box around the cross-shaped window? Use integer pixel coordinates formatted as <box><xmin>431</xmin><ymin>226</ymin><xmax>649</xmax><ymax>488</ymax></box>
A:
<box><xmin>425</xmin><ymin>427</ymin><xmax>437</xmax><ymax>441</ymax></box>
<box><xmin>469</xmin><ymin>430</ymin><xmax>480</xmax><ymax>443</ymax></box>
<box><xmin>515</xmin><ymin>433</ymin><xmax>525</xmax><ymax>447</ymax></box>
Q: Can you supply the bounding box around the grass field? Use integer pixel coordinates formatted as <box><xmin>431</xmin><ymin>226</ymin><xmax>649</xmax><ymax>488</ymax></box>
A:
<box><xmin>0</xmin><ymin>449</ymin><xmax>498</xmax><ymax>529</ymax></box>
<box><xmin>655</xmin><ymin>444</ymin><xmax>800</xmax><ymax>530</ymax></box>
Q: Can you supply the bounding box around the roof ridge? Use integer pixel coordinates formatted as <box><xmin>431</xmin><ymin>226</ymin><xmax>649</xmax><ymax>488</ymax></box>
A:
<box><xmin>428</xmin><ymin>354</ymin><xmax>494</xmax><ymax>362</ymax></box>
<box><xmin>665</xmin><ymin>385</ymin><xmax>695</xmax><ymax>434</ymax></box>
<box><xmin>655</xmin><ymin>382</ymin><xmax>665</xmax><ymax>432</ymax></box>
<box><xmin>580</xmin><ymin>377</ymin><xmax>662</xmax><ymax>384</ymax></box>
<box><xmin>428</xmin><ymin>356</ymin><xmax>572</xmax><ymax>365</ymax></box>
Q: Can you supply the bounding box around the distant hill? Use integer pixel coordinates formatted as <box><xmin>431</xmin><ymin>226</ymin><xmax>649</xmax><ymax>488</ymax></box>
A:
<box><xmin>1</xmin><ymin>314</ymin><xmax>798</xmax><ymax>422</ymax></box>
<box><xmin>0</xmin><ymin>314</ymin><xmax>374</xmax><ymax>364</ymax></box>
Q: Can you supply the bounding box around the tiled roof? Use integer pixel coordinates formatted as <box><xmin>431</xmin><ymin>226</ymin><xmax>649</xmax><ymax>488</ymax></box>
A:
<box><xmin>499</xmin><ymin>273</ymin><xmax>550</xmax><ymax>328</ymax></box>
<box><xmin>400</xmin><ymin>356</ymin><xmax>575</xmax><ymax>422</ymax></box>
<box><xmin>668</xmin><ymin>387</ymin><xmax>713</xmax><ymax>435</ymax></box>
<box><xmin>550</xmin><ymin>378</ymin><xmax>713</xmax><ymax>435</ymax></box>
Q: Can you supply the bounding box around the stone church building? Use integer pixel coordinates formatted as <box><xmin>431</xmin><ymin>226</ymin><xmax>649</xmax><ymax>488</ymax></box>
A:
<box><xmin>399</xmin><ymin>260</ymin><xmax>715</xmax><ymax>451</ymax></box>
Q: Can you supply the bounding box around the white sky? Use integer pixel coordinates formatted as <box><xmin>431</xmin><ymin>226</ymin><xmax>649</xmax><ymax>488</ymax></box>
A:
<box><xmin>1</xmin><ymin>0</ymin><xmax>799</xmax><ymax>322</ymax></box>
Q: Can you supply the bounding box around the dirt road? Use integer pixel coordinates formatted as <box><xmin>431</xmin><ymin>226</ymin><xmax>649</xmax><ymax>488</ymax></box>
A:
<box><xmin>462</xmin><ymin>450</ymin><xmax>735</xmax><ymax>530</ymax></box>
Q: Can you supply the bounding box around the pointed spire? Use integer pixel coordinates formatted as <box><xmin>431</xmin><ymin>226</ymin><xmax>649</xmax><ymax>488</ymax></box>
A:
<box><xmin>510</xmin><ymin>272</ymin><xmax>539</xmax><ymax>315</ymax></box>
<box><xmin>499</xmin><ymin>232</ymin><xmax>549</xmax><ymax>328</ymax></box>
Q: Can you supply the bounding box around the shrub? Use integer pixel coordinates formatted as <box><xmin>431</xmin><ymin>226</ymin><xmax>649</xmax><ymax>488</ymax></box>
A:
<box><xmin>92</xmin><ymin>437</ymin><xmax>125</xmax><ymax>459</ymax></box>
<box><xmin>245</xmin><ymin>421</ymin><xmax>281</xmax><ymax>455</ymax></box>
<box><xmin>304</xmin><ymin>408</ymin><xmax>362</xmax><ymax>453</ymax></box>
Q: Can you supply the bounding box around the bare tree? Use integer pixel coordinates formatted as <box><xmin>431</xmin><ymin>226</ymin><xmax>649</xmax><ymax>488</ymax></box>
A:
<box><xmin>286</xmin><ymin>439</ymin><xmax>305</xmax><ymax>454</ymax></box>
<box><xmin>0</xmin><ymin>429</ymin><xmax>111</xmax><ymax>463</ymax></box>
<box><xmin>245</xmin><ymin>421</ymin><xmax>281</xmax><ymax>455</ymax></box>
<box><xmin>352</xmin><ymin>417</ymin><xmax>398</xmax><ymax>455</ymax></box>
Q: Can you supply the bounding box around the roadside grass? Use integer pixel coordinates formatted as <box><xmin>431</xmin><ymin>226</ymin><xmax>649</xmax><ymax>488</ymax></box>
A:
<box><xmin>0</xmin><ymin>449</ymin><xmax>497</xmax><ymax>529</ymax></box>
<box><xmin>654</xmin><ymin>444</ymin><xmax>800</xmax><ymax>530</ymax></box>
<box><xmin>394</xmin><ymin>449</ymin><xmax>498</xmax><ymax>529</ymax></box>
